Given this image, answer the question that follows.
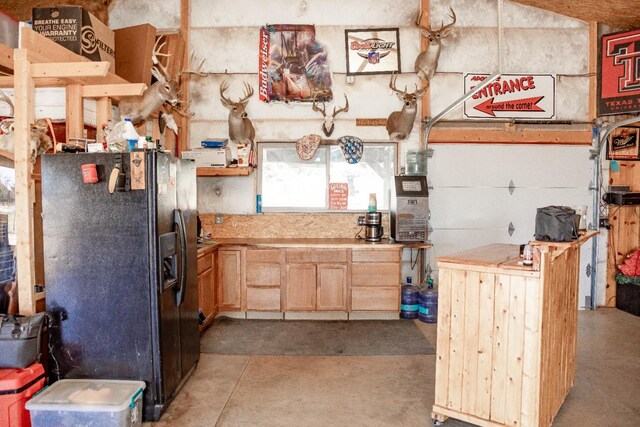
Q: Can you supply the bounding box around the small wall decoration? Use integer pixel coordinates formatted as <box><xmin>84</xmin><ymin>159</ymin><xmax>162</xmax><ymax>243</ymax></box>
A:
<box><xmin>329</xmin><ymin>183</ymin><xmax>349</xmax><ymax>210</ymax></box>
<box><xmin>258</xmin><ymin>24</ymin><xmax>333</xmax><ymax>103</ymax></box>
<box><xmin>607</xmin><ymin>127</ymin><xmax>640</xmax><ymax>160</ymax></box>
<box><xmin>345</xmin><ymin>28</ymin><xmax>400</xmax><ymax>76</ymax></box>
<box><xmin>599</xmin><ymin>28</ymin><xmax>640</xmax><ymax>116</ymax></box>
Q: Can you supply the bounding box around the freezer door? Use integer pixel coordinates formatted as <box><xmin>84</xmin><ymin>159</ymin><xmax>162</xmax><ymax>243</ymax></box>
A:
<box><xmin>175</xmin><ymin>158</ymin><xmax>200</xmax><ymax>378</ymax></box>
<box><xmin>149</xmin><ymin>151</ymin><xmax>182</xmax><ymax>416</ymax></box>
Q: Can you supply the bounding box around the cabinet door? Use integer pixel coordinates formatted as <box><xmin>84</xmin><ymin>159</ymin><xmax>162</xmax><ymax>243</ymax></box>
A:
<box><xmin>285</xmin><ymin>264</ymin><xmax>316</xmax><ymax>311</ymax></box>
<box><xmin>317</xmin><ymin>264</ymin><xmax>347</xmax><ymax>310</ymax></box>
<box><xmin>198</xmin><ymin>266</ymin><xmax>214</xmax><ymax>319</ymax></box>
<box><xmin>218</xmin><ymin>249</ymin><xmax>242</xmax><ymax>310</ymax></box>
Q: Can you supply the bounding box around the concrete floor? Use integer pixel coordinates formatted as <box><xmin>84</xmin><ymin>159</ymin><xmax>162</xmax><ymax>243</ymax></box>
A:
<box><xmin>146</xmin><ymin>308</ymin><xmax>640</xmax><ymax>426</ymax></box>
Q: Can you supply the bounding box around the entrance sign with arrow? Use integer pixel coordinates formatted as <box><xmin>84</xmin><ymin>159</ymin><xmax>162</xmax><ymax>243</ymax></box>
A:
<box><xmin>463</xmin><ymin>73</ymin><xmax>556</xmax><ymax>119</ymax></box>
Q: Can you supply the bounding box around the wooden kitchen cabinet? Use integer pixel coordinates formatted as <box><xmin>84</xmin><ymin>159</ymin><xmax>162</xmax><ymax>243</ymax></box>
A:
<box><xmin>284</xmin><ymin>248</ymin><xmax>348</xmax><ymax>312</ymax></box>
<box><xmin>351</xmin><ymin>248</ymin><xmax>401</xmax><ymax>311</ymax></box>
<box><xmin>217</xmin><ymin>248</ymin><xmax>243</xmax><ymax>311</ymax></box>
<box><xmin>316</xmin><ymin>264</ymin><xmax>347</xmax><ymax>310</ymax></box>
<box><xmin>246</xmin><ymin>249</ymin><xmax>282</xmax><ymax>311</ymax></box>
<box><xmin>197</xmin><ymin>246</ymin><xmax>216</xmax><ymax>332</ymax></box>
<box><xmin>285</xmin><ymin>264</ymin><xmax>317</xmax><ymax>311</ymax></box>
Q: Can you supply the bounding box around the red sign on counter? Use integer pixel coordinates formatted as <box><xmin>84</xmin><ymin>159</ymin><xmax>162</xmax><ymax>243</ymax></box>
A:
<box><xmin>329</xmin><ymin>183</ymin><xmax>348</xmax><ymax>210</ymax></box>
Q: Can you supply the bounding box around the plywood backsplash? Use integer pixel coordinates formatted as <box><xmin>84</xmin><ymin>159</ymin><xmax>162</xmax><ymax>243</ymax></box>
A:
<box><xmin>200</xmin><ymin>213</ymin><xmax>390</xmax><ymax>239</ymax></box>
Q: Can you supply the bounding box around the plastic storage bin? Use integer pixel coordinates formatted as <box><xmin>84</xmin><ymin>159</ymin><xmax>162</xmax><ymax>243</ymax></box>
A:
<box><xmin>0</xmin><ymin>363</ymin><xmax>45</xmax><ymax>427</ymax></box>
<box><xmin>26</xmin><ymin>379</ymin><xmax>146</xmax><ymax>427</ymax></box>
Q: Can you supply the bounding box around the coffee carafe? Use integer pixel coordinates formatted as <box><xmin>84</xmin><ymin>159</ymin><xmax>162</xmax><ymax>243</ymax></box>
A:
<box><xmin>358</xmin><ymin>211</ymin><xmax>383</xmax><ymax>242</ymax></box>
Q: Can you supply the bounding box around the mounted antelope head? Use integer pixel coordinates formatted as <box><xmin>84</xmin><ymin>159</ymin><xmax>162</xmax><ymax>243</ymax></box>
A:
<box><xmin>386</xmin><ymin>74</ymin><xmax>428</xmax><ymax>141</ymax></box>
<box><xmin>0</xmin><ymin>90</ymin><xmax>52</xmax><ymax>162</ymax></box>
<box><xmin>414</xmin><ymin>7</ymin><xmax>456</xmax><ymax>81</ymax></box>
<box><xmin>220</xmin><ymin>81</ymin><xmax>255</xmax><ymax>144</ymax></box>
<box><xmin>312</xmin><ymin>94</ymin><xmax>349</xmax><ymax>137</ymax></box>
<box><xmin>118</xmin><ymin>36</ymin><xmax>181</xmax><ymax>126</ymax></box>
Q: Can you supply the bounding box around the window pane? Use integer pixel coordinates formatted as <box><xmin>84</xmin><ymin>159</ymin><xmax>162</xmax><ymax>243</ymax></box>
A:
<box><xmin>329</xmin><ymin>145</ymin><xmax>395</xmax><ymax>210</ymax></box>
<box><xmin>261</xmin><ymin>146</ymin><xmax>327</xmax><ymax>209</ymax></box>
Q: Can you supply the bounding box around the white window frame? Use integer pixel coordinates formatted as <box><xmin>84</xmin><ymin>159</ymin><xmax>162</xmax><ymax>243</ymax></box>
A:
<box><xmin>257</xmin><ymin>141</ymin><xmax>398</xmax><ymax>213</ymax></box>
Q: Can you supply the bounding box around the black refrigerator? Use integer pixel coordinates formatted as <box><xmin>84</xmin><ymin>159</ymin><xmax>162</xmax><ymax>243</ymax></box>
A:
<box><xmin>41</xmin><ymin>151</ymin><xmax>199</xmax><ymax>421</ymax></box>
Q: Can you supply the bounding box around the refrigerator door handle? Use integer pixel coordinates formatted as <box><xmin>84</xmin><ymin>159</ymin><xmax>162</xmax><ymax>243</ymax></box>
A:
<box><xmin>174</xmin><ymin>208</ymin><xmax>188</xmax><ymax>306</ymax></box>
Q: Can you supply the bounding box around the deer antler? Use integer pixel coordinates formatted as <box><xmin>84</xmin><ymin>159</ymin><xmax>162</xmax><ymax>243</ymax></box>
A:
<box><xmin>415</xmin><ymin>7</ymin><xmax>456</xmax><ymax>35</ymax></box>
<box><xmin>219</xmin><ymin>80</ymin><xmax>233</xmax><ymax>107</ymax></box>
<box><xmin>239</xmin><ymin>82</ymin><xmax>254</xmax><ymax>104</ymax></box>
<box><xmin>311</xmin><ymin>93</ymin><xmax>327</xmax><ymax>117</ymax></box>
<box><xmin>0</xmin><ymin>90</ymin><xmax>14</xmax><ymax>117</ymax></box>
<box><xmin>152</xmin><ymin>36</ymin><xmax>171</xmax><ymax>81</ymax></box>
<box><xmin>331</xmin><ymin>94</ymin><xmax>349</xmax><ymax>118</ymax></box>
<box><xmin>389</xmin><ymin>73</ymin><xmax>408</xmax><ymax>96</ymax></box>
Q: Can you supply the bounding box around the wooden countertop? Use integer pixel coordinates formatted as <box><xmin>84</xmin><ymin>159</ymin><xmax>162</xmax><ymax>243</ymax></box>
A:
<box><xmin>436</xmin><ymin>230</ymin><xmax>598</xmax><ymax>272</ymax></box>
<box><xmin>437</xmin><ymin>244</ymin><xmax>520</xmax><ymax>268</ymax></box>
<box><xmin>209</xmin><ymin>238</ymin><xmax>411</xmax><ymax>249</ymax></box>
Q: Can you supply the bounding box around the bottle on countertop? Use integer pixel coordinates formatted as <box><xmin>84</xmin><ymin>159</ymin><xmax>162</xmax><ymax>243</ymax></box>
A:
<box><xmin>368</xmin><ymin>193</ymin><xmax>377</xmax><ymax>213</ymax></box>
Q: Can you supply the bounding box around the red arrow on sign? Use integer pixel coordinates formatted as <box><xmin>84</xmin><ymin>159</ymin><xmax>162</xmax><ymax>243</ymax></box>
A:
<box><xmin>473</xmin><ymin>96</ymin><xmax>545</xmax><ymax>117</ymax></box>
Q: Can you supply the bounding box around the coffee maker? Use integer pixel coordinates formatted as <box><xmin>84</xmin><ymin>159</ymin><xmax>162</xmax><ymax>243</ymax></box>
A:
<box><xmin>358</xmin><ymin>211</ymin><xmax>384</xmax><ymax>242</ymax></box>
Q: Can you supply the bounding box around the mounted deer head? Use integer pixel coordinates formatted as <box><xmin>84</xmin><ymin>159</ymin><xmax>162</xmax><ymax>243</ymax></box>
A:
<box><xmin>312</xmin><ymin>94</ymin><xmax>349</xmax><ymax>137</ymax></box>
<box><xmin>386</xmin><ymin>74</ymin><xmax>428</xmax><ymax>141</ymax></box>
<box><xmin>220</xmin><ymin>80</ymin><xmax>256</xmax><ymax>144</ymax></box>
<box><xmin>118</xmin><ymin>36</ymin><xmax>181</xmax><ymax>126</ymax></box>
<box><xmin>0</xmin><ymin>90</ymin><xmax>52</xmax><ymax>162</ymax></box>
<box><xmin>414</xmin><ymin>7</ymin><xmax>456</xmax><ymax>81</ymax></box>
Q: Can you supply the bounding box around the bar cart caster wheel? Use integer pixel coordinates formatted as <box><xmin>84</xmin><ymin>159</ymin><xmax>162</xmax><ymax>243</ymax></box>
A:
<box><xmin>432</xmin><ymin>420</ymin><xmax>444</xmax><ymax>426</ymax></box>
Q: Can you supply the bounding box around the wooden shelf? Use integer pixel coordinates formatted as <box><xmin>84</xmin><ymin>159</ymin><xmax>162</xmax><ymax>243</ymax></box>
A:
<box><xmin>197</xmin><ymin>166</ymin><xmax>254</xmax><ymax>177</ymax></box>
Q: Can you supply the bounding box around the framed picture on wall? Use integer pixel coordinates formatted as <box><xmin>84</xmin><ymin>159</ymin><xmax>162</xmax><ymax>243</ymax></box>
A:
<box><xmin>607</xmin><ymin>127</ymin><xmax>640</xmax><ymax>160</ymax></box>
<box><xmin>345</xmin><ymin>28</ymin><xmax>400</xmax><ymax>76</ymax></box>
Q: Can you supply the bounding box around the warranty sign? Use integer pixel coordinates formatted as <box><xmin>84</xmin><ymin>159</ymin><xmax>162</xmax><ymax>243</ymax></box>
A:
<box><xmin>464</xmin><ymin>73</ymin><xmax>556</xmax><ymax>119</ymax></box>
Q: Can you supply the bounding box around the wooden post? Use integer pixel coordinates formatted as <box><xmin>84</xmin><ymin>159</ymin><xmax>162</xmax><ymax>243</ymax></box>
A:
<box><xmin>419</xmin><ymin>0</ymin><xmax>430</xmax><ymax>150</ymax></box>
<box><xmin>180</xmin><ymin>0</ymin><xmax>191</xmax><ymax>153</ymax></box>
<box><xmin>96</xmin><ymin>96</ymin><xmax>111</xmax><ymax>145</ymax></box>
<box><xmin>14</xmin><ymin>49</ymin><xmax>37</xmax><ymax>315</ymax></box>
<box><xmin>66</xmin><ymin>83</ymin><xmax>84</xmax><ymax>139</ymax></box>
<box><xmin>588</xmin><ymin>22</ymin><xmax>598</xmax><ymax>121</ymax></box>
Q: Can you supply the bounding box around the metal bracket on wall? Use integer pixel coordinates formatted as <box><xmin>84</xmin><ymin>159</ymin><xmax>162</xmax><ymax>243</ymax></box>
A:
<box><xmin>508</xmin><ymin>179</ymin><xmax>515</xmax><ymax>195</ymax></box>
<box><xmin>586</xmin><ymin>263</ymin><xmax>593</xmax><ymax>278</ymax></box>
<box><xmin>508</xmin><ymin>222</ymin><xmax>515</xmax><ymax>236</ymax></box>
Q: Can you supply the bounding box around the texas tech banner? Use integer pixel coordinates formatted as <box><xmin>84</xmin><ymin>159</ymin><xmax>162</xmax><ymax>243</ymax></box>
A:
<box><xmin>599</xmin><ymin>28</ymin><xmax>640</xmax><ymax>116</ymax></box>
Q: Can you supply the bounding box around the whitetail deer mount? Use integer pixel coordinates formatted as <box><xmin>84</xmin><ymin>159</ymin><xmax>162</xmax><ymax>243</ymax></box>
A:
<box><xmin>220</xmin><ymin>80</ymin><xmax>256</xmax><ymax>144</ymax></box>
<box><xmin>312</xmin><ymin>93</ymin><xmax>349</xmax><ymax>137</ymax></box>
<box><xmin>119</xmin><ymin>36</ymin><xmax>200</xmax><ymax>128</ymax></box>
<box><xmin>0</xmin><ymin>90</ymin><xmax>52</xmax><ymax>162</ymax></box>
<box><xmin>386</xmin><ymin>74</ymin><xmax>427</xmax><ymax>141</ymax></box>
<box><xmin>414</xmin><ymin>7</ymin><xmax>456</xmax><ymax>81</ymax></box>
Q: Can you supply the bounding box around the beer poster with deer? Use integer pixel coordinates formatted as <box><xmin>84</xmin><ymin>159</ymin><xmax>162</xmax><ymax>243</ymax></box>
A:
<box><xmin>463</xmin><ymin>73</ymin><xmax>556</xmax><ymax>119</ymax></box>
<box><xmin>259</xmin><ymin>24</ymin><xmax>333</xmax><ymax>103</ymax></box>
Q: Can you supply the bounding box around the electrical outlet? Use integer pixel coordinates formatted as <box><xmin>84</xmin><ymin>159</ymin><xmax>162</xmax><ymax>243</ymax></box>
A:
<box><xmin>215</xmin><ymin>214</ymin><xmax>223</xmax><ymax>224</ymax></box>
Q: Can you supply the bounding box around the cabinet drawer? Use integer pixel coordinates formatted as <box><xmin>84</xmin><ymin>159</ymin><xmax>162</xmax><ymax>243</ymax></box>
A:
<box><xmin>246</xmin><ymin>263</ymin><xmax>281</xmax><ymax>287</ymax></box>
<box><xmin>352</xmin><ymin>263</ymin><xmax>400</xmax><ymax>287</ymax></box>
<box><xmin>352</xmin><ymin>249</ymin><xmax>400</xmax><ymax>263</ymax></box>
<box><xmin>351</xmin><ymin>287</ymin><xmax>399</xmax><ymax>311</ymax></box>
<box><xmin>197</xmin><ymin>252</ymin><xmax>213</xmax><ymax>274</ymax></box>
<box><xmin>246</xmin><ymin>249</ymin><xmax>281</xmax><ymax>263</ymax></box>
<box><xmin>247</xmin><ymin>288</ymin><xmax>281</xmax><ymax>311</ymax></box>
<box><xmin>286</xmin><ymin>249</ymin><xmax>348</xmax><ymax>264</ymax></box>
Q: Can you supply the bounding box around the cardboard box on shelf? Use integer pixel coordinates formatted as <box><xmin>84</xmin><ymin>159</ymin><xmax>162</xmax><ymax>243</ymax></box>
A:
<box><xmin>182</xmin><ymin>148</ymin><xmax>231</xmax><ymax>168</ymax></box>
<box><xmin>32</xmin><ymin>6</ymin><xmax>115</xmax><ymax>72</ymax></box>
<box><xmin>237</xmin><ymin>143</ymin><xmax>251</xmax><ymax>167</ymax></box>
<box><xmin>114</xmin><ymin>24</ymin><xmax>156</xmax><ymax>84</ymax></box>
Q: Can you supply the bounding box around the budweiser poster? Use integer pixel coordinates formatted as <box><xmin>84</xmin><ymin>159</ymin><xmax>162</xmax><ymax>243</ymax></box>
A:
<box><xmin>599</xmin><ymin>28</ymin><xmax>640</xmax><ymax>116</ymax></box>
<box><xmin>463</xmin><ymin>73</ymin><xmax>556</xmax><ymax>119</ymax></box>
<box><xmin>258</xmin><ymin>24</ymin><xmax>333</xmax><ymax>103</ymax></box>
